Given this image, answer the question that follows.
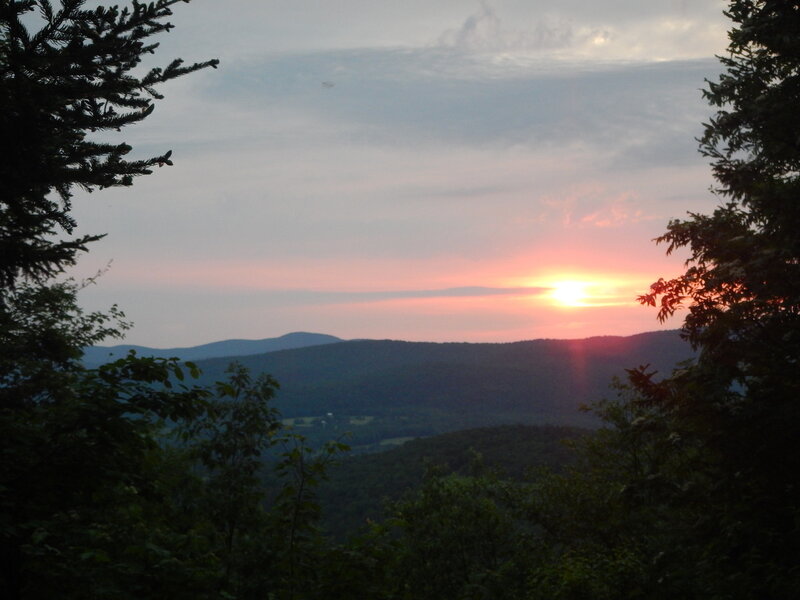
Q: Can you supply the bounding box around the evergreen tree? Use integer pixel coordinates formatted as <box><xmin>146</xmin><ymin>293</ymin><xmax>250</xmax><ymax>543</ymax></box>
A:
<box><xmin>0</xmin><ymin>4</ymin><xmax>355</xmax><ymax>598</ymax></box>
<box><xmin>1</xmin><ymin>0</ymin><xmax>218</xmax><ymax>288</ymax></box>
<box><xmin>0</xmin><ymin>2</ymin><xmax>221</xmax><ymax>597</ymax></box>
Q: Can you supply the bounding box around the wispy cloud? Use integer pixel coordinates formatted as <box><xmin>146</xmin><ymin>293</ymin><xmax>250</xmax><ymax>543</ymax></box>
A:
<box><xmin>229</xmin><ymin>286</ymin><xmax>550</xmax><ymax>307</ymax></box>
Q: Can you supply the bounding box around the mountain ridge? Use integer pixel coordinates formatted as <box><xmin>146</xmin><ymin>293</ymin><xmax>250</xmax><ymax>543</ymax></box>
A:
<box><xmin>82</xmin><ymin>331</ymin><xmax>343</xmax><ymax>367</ymax></box>
<box><xmin>187</xmin><ymin>330</ymin><xmax>693</xmax><ymax>444</ymax></box>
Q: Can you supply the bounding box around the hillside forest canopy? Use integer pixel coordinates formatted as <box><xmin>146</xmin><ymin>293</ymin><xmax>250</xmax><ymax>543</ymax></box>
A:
<box><xmin>2</xmin><ymin>0</ymin><xmax>800</xmax><ymax>598</ymax></box>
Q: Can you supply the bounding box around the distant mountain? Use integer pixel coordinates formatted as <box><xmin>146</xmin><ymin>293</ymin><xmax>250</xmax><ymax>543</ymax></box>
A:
<box><xmin>82</xmin><ymin>332</ymin><xmax>343</xmax><ymax>367</ymax></box>
<box><xmin>191</xmin><ymin>330</ymin><xmax>694</xmax><ymax>440</ymax></box>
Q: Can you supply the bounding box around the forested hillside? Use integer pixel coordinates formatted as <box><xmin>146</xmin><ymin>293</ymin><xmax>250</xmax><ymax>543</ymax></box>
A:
<box><xmin>192</xmin><ymin>331</ymin><xmax>691</xmax><ymax>449</ymax></box>
<box><xmin>314</xmin><ymin>424</ymin><xmax>586</xmax><ymax>539</ymax></box>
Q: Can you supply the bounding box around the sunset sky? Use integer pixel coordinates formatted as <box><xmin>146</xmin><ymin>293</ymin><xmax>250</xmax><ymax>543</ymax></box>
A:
<box><xmin>70</xmin><ymin>0</ymin><xmax>730</xmax><ymax>347</ymax></box>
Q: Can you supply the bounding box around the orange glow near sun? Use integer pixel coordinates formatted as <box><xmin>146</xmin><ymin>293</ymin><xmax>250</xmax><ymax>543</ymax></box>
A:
<box><xmin>509</xmin><ymin>271</ymin><xmax>642</xmax><ymax>311</ymax></box>
<box><xmin>550</xmin><ymin>280</ymin><xmax>591</xmax><ymax>307</ymax></box>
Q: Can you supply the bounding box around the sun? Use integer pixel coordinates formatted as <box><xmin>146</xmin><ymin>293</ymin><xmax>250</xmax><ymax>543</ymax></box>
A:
<box><xmin>550</xmin><ymin>280</ymin><xmax>590</xmax><ymax>307</ymax></box>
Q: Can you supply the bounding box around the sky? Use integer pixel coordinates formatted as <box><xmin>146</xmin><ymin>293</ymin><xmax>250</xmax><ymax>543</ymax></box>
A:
<box><xmin>69</xmin><ymin>0</ymin><xmax>731</xmax><ymax>347</ymax></box>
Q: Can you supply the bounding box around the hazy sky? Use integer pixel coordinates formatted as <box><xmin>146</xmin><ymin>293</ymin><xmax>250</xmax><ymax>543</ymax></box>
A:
<box><xmin>70</xmin><ymin>0</ymin><xmax>730</xmax><ymax>347</ymax></box>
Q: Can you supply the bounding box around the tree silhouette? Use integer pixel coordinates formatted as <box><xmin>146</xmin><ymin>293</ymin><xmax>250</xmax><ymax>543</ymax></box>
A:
<box><xmin>630</xmin><ymin>1</ymin><xmax>800</xmax><ymax>594</ymax></box>
<box><xmin>1</xmin><ymin>0</ymin><xmax>218</xmax><ymax>288</ymax></box>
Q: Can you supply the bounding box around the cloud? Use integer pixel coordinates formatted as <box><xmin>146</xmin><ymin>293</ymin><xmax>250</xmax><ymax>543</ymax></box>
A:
<box><xmin>68</xmin><ymin>1</ymin><xmax>729</xmax><ymax>347</ymax></box>
<box><xmin>155</xmin><ymin>1</ymin><xmax>727</xmax><ymax>66</ymax></box>
<box><xmin>429</xmin><ymin>1</ymin><xmax>727</xmax><ymax>61</ymax></box>
<box><xmin>578</xmin><ymin>195</ymin><xmax>652</xmax><ymax>228</ymax></box>
<box><xmin>263</xmin><ymin>285</ymin><xmax>549</xmax><ymax>306</ymax></box>
<box><xmin>533</xmin><ymin>181</ymin><xmax>694</xmax><ymax>231</ymax></box>
<box><xmin>205</xmin><ymin>47</ymin><xmax>718</xmax><ymax>160</ymax></box>
<box><xmin>437</xmin><ymin>2</ymin><xmax>575</xmax><ymax>53</ymax></box>
<box><xmin>74</xmin><ymin>49</ymin><xmax>717</xmax><ymax>273</ymax></box>
<box><xmin>113</xmin><ymin>280</ymin><xmax>549</xmax><ymax>306</ymax></box>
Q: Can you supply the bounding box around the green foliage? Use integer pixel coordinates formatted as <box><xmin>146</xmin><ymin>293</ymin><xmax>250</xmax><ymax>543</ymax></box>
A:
<box><xmin>160</xmin><ymin>365</ymin><xmax>351</xmax><ymax>600</ymax></box>
<box><xmin>525</xmin><ymin>371</ymin><xmax>704</xmax><ymax>598</ymax></box>
<box><xmin>317</xmin><ymin>425</ymin><xmax>584</xmax><ymax>540</ymax></box>
<box><xmin>1</xmin><ymin>347</ymin><xmax>218</xmax><ymax>598</ymax></box>
<box><xmin>386</xmin><ymin>467</ymin><xmax>537</xmax><ymax>600</ymax></box>
<box><xmin>176</xmin><ymin>363</ymin><xmax>282</xmax><ymax>595</ymax></box>
<box><xmin>0</xmin><ymin>278</ymin><xmax>130</xmax><ymax>409</ymax></box>
<box><xmin>265</xmin><ymin>436</ymin><xmax>350</xmax><ymax>599</ymax></box>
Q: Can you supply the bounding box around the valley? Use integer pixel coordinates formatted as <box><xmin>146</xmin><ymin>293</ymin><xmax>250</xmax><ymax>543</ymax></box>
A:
<box><xmin>89</xmin><ymin>330</ymin><xmax>694</xmax><ymax>453</ymax></box>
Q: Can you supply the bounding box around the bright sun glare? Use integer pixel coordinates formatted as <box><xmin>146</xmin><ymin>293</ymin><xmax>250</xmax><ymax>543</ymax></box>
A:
<box><xmin>550</xmin><ymin>280</ymin><xmax>590</xmax><ymax>307</ymax></box>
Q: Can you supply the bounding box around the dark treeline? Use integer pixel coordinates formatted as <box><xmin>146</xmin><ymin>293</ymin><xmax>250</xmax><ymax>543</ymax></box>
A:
<box><xmin>2</xmin><ymin>1</ymin><xmax>799</xmax><ymax>598</ymax></box>
<box><xmin>314</xmin><ymin>424</ymin><xmax>587</xmax><ymax>540</ymax></box>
